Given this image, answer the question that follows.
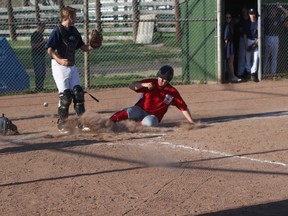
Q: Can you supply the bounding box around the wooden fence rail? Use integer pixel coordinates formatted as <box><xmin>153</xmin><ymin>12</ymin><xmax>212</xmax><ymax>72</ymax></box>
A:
<box><xmin>0</xmin><ymin>0</ymin><xmax>182</xmax><ymax>42</ymax></box>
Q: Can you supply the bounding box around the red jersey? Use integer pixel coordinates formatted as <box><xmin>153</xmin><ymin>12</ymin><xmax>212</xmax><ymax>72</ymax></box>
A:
<box><xmin>135</xmin><ymin>79</ymin><xmax>188</xmax><ymax>122</ymax></box>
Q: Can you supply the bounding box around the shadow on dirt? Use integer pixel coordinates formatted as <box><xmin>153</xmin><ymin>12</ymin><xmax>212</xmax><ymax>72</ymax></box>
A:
<box><xmin>0</xmin><ymin>133</ymin><xmax>164</xmax><ymax>155</ymax></box>
<box><xmin>200</xmin><ymin>110</ymin><xmax>288</xmax><ymax>124</ymax></box>
<box><xmin>159</xmin><ymin>110</ymin><xmax>288</xmax><ymax>128</ymax></box>
<box><xmin>11</xmin><ymin>114</ymin><xmax>57</xmax><ymax>121</ymax></box>
<box><xmin>0</xmin><ymin>166</ymin><xmax>146</xmax><ymax>187</ymax></box>
<box><xmin>0</xmin><ymin>139</ymin><xmax>103</xmax><ymax>154</ymax></box>
<box><xmin>199</xmin><ymin>199</ymin><xmax>288</xmax><ymax>216</ymax></box>
<box><xmin>10</xmin><ymin>110</ymin><xmax>288</xmax><ymax>128</ymax></box>
<box><xmin>1</xmin><ymin>139</ymin><xmax>288</xmax><ymax>188</ymax></box>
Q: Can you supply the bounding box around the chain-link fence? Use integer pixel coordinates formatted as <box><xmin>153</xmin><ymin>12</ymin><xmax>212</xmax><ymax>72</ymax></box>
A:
<box><xmin>262</xmin><ymin>3</ymin><xmax>288</xmax><ymax>79</ymax></box>
<box><xmin>0</xmin><ymin>0</ymin><xmax>217</xmax><ymax>95</ymax></box>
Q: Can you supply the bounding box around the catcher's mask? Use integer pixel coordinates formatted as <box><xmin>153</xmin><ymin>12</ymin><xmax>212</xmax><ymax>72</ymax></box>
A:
<box><xmin>0</xmin><ymin>114</ymin><xmax>19</xmax><ymax>135</ymax></box>
<box><xmin>157</xmin><ymin>65</ymin><xmax>174</xmax><ymax>82</ymax></box>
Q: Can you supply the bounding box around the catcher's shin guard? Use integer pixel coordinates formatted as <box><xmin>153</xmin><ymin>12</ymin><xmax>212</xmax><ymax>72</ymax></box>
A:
<box><xmin>58</xmin><ymin>89</ymin><xmax>73</xmax><ymax>121</ymax></box>
<box><xmin>73</xmin><ymin>85</ymin><xmax>85</xmax><ymax>116</ymax></box>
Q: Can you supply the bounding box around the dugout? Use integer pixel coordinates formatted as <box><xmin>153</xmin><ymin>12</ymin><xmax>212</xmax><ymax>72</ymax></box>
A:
<box><xmin>180</xmin><ymin>0</ymin><xmax>283</xmax><ymax>83</ymax></box>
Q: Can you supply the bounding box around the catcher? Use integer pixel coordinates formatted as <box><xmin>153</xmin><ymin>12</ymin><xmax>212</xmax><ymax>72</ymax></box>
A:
<box><xmin>47</xmin><ymin>6</ymin><xmax>102</xmax><ymax>133</ymax></box>
<box><xmin>109</xmin><ymin>65</ymin><xmax>195</xmax><ymax>127</ymax></box>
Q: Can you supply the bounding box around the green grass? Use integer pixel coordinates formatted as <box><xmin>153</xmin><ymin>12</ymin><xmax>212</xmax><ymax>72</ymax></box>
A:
<box><xmin>27</xmin><ymin>72</ymin><xmax>187</xmax><ymax>93</ymax></box>
<box><xmin>11</xmin><ymin>36</ymin><xmax>182</xmax><ymax>91</ymax></box>
<box><xmin>1</xmin><ymin>2</ymin><xmax>184</xmax><ymax>93</ymax></box>
<box><xmin>10</xmin><ymin>38</ymin><xmax>180</xmax><ymax>69</ymax></box>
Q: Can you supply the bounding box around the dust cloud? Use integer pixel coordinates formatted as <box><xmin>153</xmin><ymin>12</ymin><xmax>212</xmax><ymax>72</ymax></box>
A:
<box><xmin>65</xmin><ymin>111</ymin><xmax>155</xmax><ymax>134</ymax></box>
<box><xmin>63</xmin><ymin>111</ymin><xmax>208</xmax><ymax>134</ymax></box>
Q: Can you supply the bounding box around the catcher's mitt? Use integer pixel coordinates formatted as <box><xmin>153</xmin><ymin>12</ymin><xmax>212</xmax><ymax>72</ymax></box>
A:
<box><xmin>0</xmin><ymin>115</ymin><xmax>19</xmax><ymax>135</ymax></box>
<box><xmin>90</xmin><ymin>29</ymin><xmax>102</xmax><ymax>49</ymax></box>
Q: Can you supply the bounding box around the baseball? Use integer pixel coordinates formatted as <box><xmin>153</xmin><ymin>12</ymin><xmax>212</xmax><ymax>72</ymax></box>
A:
<box><xmin>43</xmin><ymin>102</ymin><xmax>48</xmax><ymax>107</ymax></box>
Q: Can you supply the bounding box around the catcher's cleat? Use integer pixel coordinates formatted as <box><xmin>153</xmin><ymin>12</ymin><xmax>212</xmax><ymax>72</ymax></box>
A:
<box><xmin>57</xmin><ymin>119</ymin><xmax>69</xmax><ymax>134</ymax></box>
<box><xmin>58</xmin><ymin>128</ymin><xmax>69</xmax><ymax>134</ymax></box>
<box><xmin>76</xmin><ymin>122</ymin><xmax>91</xmax><ymax>132</ymax></box>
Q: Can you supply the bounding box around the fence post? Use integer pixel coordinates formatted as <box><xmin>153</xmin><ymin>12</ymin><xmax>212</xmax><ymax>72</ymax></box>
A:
<box><xmin>132</xmin><ymin>0</ymin><xmax>139</xmax><ymax>42</ymax></box>
<box><xmin>58</xmin><ymin>0</ymin><xmax>64</xmax><ymax>16</ymax></box>
<box><xmin>124</xmin><ymin>0</ymin><xmax>128</xmax><ymax>34</ymax></box>
<box><xmin>23</xmin><ymin>0</ymin><xmax>30</xmax><ymax>6</ymax></box>
<box><xmin>6</xmin><ymin>0</ymin><xmax>16</xmax><ymax>40</ymax></box>
<box><xmin>112</xmin><ymin>0</ymin><xmax>118</xmax><ymax>29</ymax></box>
<box><xmin>95</xmin><ymin>0</ymin><xmax>102</xmax><ymax>32</ymax></box>
<box><xmin>83</xmin><ymin>0</ymin><xmax>90</xmax><ymax>89</ymax></box>
<box><xmin>174</xmin><ymin>0</ymin><xmax>181</xmax><ymax>42</ymax></box>
<box><xmin>35</xmin><ymin>0</ymin><xmax>41</xmax><ymax>26</ymax></box>
<box><xmin>216</xmin><ymin>0</ymin><xmax>223</xmax><ymax>83</ymax></box>
<box><xmin>182</xmin><ymin>0</ymin><xmax>190</xmax><ymax>83</ymax></box>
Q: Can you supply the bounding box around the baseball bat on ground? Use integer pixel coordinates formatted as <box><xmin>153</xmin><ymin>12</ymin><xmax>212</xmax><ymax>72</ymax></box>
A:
<box><xmin>84</xmin><ymin>91</ymin><xmax>100</xmax><ymax>103</ymax></box>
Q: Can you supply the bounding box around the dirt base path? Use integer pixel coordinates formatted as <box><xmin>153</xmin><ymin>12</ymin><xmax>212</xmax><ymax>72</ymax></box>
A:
<box><xmin>1</xmin><ymin>80</ymin><xmax>288</xmax><ymax>215</ymax></box>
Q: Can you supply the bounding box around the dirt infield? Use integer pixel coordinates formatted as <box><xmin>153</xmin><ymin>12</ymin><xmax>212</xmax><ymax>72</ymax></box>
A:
<box><xmin>1</xmin><ymin>80</ymin><xmax>288</xmax><ymax>216</ymax></box>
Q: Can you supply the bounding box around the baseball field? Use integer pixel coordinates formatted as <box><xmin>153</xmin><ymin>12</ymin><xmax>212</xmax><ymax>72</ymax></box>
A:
<box><xmin>1</xmin><ymin>80</ymin><xmax>288</xmax><ymax>215</ymax></box>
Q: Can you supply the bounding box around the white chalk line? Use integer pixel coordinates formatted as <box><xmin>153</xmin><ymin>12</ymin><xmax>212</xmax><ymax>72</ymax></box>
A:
<box><xmin>90</xmin><ymin>131</ymin><xmax>288</xmax><ymax>168</ymax></box>
<box><xmin>95</xmin><ymin>135</ymin><xmax>288</xmax><ymax>168</ymax></box>
<box><xmin>159</xmin><ymin>141</ymin><xmax>288</xmax><ymax>167</ymax></box>
<box><xmin>6</xmin><ymin>117</ymin><xmax>288</xmax><ymax>168</ymax></box>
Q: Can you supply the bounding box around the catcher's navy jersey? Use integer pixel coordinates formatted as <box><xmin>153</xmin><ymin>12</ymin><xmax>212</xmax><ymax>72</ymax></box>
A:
<box><xmin>47</xmin><ymin>25</ymin><xmax>84</xmax><ymax>65</ymax></box>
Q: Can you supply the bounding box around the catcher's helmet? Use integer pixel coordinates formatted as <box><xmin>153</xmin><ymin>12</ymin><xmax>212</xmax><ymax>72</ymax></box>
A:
<box><xmin>157</xmin><ymin>65</ymin><xmax>174</xmax><ymax>82</ymax></box>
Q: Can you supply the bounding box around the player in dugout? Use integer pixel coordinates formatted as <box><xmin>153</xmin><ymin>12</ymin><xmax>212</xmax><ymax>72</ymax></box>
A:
<box><xmin>109</xmin><ymin>65</ymin><xmax>196</xmax><ymax>127</ymax></box>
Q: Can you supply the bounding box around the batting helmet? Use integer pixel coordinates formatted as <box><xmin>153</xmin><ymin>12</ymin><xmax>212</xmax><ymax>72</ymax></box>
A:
<box><xmin>157</xmin><ymin>65</ymin><xmax>174</xmax><ymax>82</ymax></box>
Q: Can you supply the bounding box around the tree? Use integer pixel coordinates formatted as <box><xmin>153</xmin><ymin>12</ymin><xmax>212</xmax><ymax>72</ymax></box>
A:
<box><xmin>6</xmin><ymin>0</ymin><xmax>16</xmax><ymax>40</ymax></box>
